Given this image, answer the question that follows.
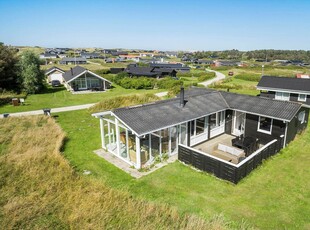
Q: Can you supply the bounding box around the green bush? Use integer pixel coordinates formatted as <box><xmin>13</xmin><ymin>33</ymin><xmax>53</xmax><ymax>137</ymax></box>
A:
<box><xmin>210</xmin><ymin>82</ymin><xmax>242</xmax><ymax>90</ymax></box>
<box><xmin>157</xmin><ymin>77</ymin><xmax>183</xmax><ymax>89</ymax></box>
<box><xmin>114</xmin><ymin>72</ymin><xmax>129</xmax><ymax>85</ymax></box>
<box><xmin>235</xmin><ymin>74</ymin><xmax>261</xmax><ymax>82</ymax></box>
<box><xmin>89</xmin><ymin>94</ymin><xmax>159</xmax><ymax>113</ymax></box>
<box><xmin>119</xmin><ymin>77</ymin><xmax>155</xmax><ymax>89</ymax></box>
<box><xmin>95</xmin><ymin>69</ymin><xmax>111</xmax><ymax>75</ymax></box>
<box><xmin>197</xmin><ymin>72</ymin><xmax>216</xmax><ymax>82</ymax></box>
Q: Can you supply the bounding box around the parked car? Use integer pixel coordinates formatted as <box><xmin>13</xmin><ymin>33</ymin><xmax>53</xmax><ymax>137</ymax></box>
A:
<box><xmin>51</xmin><ymin>80</ymin><xmax>61</xmax><ymax>87</ymax></box>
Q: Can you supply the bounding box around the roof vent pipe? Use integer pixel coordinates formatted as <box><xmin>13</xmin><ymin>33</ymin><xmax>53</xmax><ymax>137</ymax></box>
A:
<box><xmin>180</xmin><ymin>86</ymin><xmax>185</xmax><ymax>107</ymax></box>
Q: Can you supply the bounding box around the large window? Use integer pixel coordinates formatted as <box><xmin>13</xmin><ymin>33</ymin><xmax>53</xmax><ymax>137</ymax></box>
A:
<box><xmin>196</xmin><ymin>117</ymin><xmax>205</xmax><ymax>135</ymax></box>
<box><xmin>298</xmin><ymin>94</ymin><xmax>307</xmax><ymax>102</ymax></box>
<box><xmin>190</xmin><ymin>117</ymin><xmax>208</xmax><ymax>136</ymax></box>
<box><xmin>275</xmin><ymin>92</ymin><xmax>290</xmax><ymax>101</ymax></box>
<box><xmin>257</xmin><ymin>116</ymin><xmax>273</xmax><ymax>134</ymax></box>
<box><xmin>209</xmin><ymin>114</ymin><xmax>217</xmax><ymax>130</ymax></box>
<box><xmin>87</xmin><ymin>77</ymin><xmax>100</xmax><ymax>88</ymax></box>
<box><xmin>73</xmin><ymin>77</ymin><xmax>86</xmax><ymax>89</ymax></box>
<box><xmin>210</xmin><ymin>111</ymin><xmax>225</xmax><ymax>130</ymax></box>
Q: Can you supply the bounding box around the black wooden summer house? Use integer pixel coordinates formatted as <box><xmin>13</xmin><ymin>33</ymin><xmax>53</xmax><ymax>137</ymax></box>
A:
<box><xmin>257</xmin><ymin>75</ymin><xmax>310</xmax><ymax>107</ymax></box>
<box><xmin>93</xmin><ymin>88</ymin><xmax>308</xmax><ymax>183</ymax></box>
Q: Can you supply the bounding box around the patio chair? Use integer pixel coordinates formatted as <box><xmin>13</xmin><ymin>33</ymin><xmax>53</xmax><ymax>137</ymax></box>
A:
<box><xmin>231</xmin><ymin>137</ymin><xmax>239</xmax><ymax>147</ymax></box>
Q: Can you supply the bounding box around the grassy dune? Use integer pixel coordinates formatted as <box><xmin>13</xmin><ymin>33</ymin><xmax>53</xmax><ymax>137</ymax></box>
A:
<box><xmin>0</xmin><ymin>116</ymin><xmax>226</xmax><ymax>229</ymax></box>
<box><xmin>55</xmin><ymin>107</ymin><xmax>310</xmax><ymax>229</ymax></box>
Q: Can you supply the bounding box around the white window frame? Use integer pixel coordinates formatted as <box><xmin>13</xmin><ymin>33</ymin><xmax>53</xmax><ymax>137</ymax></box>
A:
<box><xmin>275</xmin><ymin>92</ymin><xmax>290</xmax><ymax>101</ymax></box>
<box><xmin>257</xmin><ymin>116</ymin><xmax>273</xmax><ymax>135</ymax></box>
<box><xmin>298</xmin><ymin>111</ymin><xmax>306</xmax><ymax>124</ymax></box>
<box><xmin>298</xmin><ymin>94</ymin><xmax>307</xmax><ymax>102</ymax></box>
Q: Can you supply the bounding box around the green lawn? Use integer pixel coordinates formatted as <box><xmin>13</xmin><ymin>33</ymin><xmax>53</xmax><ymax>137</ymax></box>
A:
<box><xmin>0</xmin><ymin>86</ymin><xmax>163</xmax><ymax>114</ymax></box>
<box><xmin>213</xmin><ymin>64</ymin><xmax>309</xmax><ymax>78</ymax></box>
<box><xmin>55</xmin><ymin>109</ymin><xmax>310</xmax><ymax>229</ymax></box>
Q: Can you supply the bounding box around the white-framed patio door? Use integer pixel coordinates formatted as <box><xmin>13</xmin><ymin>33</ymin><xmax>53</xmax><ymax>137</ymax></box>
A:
<box><xmin>232</xmin><ymin>111</ymin><xmax>246</xmax><ymax>136</ymax></box>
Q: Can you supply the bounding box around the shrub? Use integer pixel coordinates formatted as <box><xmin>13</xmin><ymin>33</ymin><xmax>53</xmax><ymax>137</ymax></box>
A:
<box><xmin>114</xmin><ymin>72</ymin><xmax>129</xmax><ymax>85</ymax></box>
<box><xmin>89</xmin><ymin>94</ymin><xmax>159</xmax><ymax>113</ymax></box>
<box><xmin>157</xmin><ymin>77</ymin><xmax>183</xmax><ymax>89</ymax></box>
<box><xmin>210</xmin><ymin>82</ymin><xmax>242</xmax><ymax>90</ymax></box>
<box><xmin>95</xmin><ymin>69</ymin><xmax>111</xmax><ymax>75</ymax></box>
<box><xmin>197</xmin><ymin>72</ymin><xmax>216</xmax><ymax>82</ymax></box>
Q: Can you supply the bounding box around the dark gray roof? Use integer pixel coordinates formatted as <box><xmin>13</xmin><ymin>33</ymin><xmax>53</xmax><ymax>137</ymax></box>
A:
<box><xmin>257</xmin><ymin>75</ymin><xmax>310</xmax><ymax>93</ymax></box>
<box><xmin>220</xmin><ymin>91</ymin><xmax>301</xmax><ymax>121</ymax></box>
<box><xmin>152</xmin><ymin>68</ymin><xmax>176</xmax><ymax>73</ymax></box>
<box><xmin>63</xmin><ymin>66</ymin><xmax>86</xmax><ymax>82</ymax></box>
<box><xmin>41</xmin><ymin>53</ymin><xmax>58</xmax><ymax>57</ymax></box>
<box><xmin>125</xmin><ymin>67</ymin><xmax>158</xmax><ymax>77</ymax></box>
<box><xmin>45</xmin><ymin>66</ymin><xmax>65</xmax><ymax>74</ymax></box>
<box><xmin>81</xmin><ymin>52</ymin><xmax>100</xmax><ymax>57</ymax></box>
<box><xmin>109</xmin><ymin>89</ymin><xmax>302</xmax><ymax>136</ymax></box>
<box><xmin>150</xmin><ymin>63</ymin><xmax>183</xmax><ymax>68</ymax></box>
<box><xmin>60</xmin><ymin>57</ymin><xmax>87</xmax><ymax>62</ymax></box>
<box><xmin>113</xmin><ymin>91</ymin><xmax>228</xmax><ymax>136</ymax></box>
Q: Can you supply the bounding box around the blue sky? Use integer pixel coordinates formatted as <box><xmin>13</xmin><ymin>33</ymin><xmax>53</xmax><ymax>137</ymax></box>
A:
<box><xmin>1</xmin><ymin>0</ymin><xmax>310</xmax><ymax>51</ymax></box>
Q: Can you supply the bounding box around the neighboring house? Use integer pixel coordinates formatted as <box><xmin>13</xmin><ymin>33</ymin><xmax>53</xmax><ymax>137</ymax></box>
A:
<box><xmin>81</xmin><ymin>52</ymin><xmax>101</xmax><ymax>59</ymax></box>
<box><xmin>102</xmin><ymin>49</ymin><xmax>118</xmax><ymax>54</ymax></box>
<box><xmin>40</xmin><ymin>53</ymin><xmax>58</xmax><ymax>59</ymax></box>
<box><xmin>139</xmin><ymin>53</ymin><xmax>155</xmax><ymax>57</ymax></box>
<box><xmin>62</xmin><ymin>66</ymin><xmax>111</xmax><ymax>92</ymax></box>
<box><xmin>44</xmin><ymin>66</ymin><xmax>65</xmax><ymax>83</ymax></box>
<box><xmin>195</xmin><ymin>59</ymin><xmax>214</xmax><ymax>65</ymax></box>
<box><xmin>150</xmin><ymin>63</ymin><xmax>190</xmax><ymax>72</ymax></box>
<box><xmin>214</xmin><ymin>60</ymin><xmax>240</xmax><ymax>67</ymax></box>
<box><xmin>110</xmin><ymin>68</ymin><xmax>125</xmax><ymax>74</ymax></box>
<box><xmin>58</xmin><ymin>53</ymin><xmax>67</xmax><ymax>58</ymax></box>
<box><xmin>92</xmin><ymin>88</ymin><xmax>308</xmax><ymax>183</ymax></box>
<box><xmin>59</xmin><ymin>57</ymin><xmax>87</xmax><ymax>65</ymax></box>
<box><xmin>119</xmin><ymin>55</ymin><xmax>140</xmax><ymax>62</ymax></box>
<box><xmin>165</xmin><ymin>51</ymin><xmax>178</xmax><ymax>57</ymax></box>
<box><xmin>296</xmin><ymin>73</ymin><xmax>310</xmax><ymax>79</ymax></box>
<box><xmin>257</xmin><ymin>76</ymin><xmax>310</xmax><ymax>107</ymax></box>
<box><xmin>125</xmin><ymin>66</ymin><xmax>177</xmax><ymax>78</ymax></box>
<box><xmin>111</xmin><ymin>51</ymin><xmax>128</xmax><ymax>56</ymax></box>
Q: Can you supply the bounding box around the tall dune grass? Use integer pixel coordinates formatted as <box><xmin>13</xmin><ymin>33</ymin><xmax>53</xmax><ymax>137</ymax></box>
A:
<box><xmin>0</xmin><ymin>116</ymin><xmax>227</xmax><ymax>229</ymax></box>
<box><xmin>89</xmin><ymin>94</ymin><xmax>159</xmax><ymax>113</ymax></box>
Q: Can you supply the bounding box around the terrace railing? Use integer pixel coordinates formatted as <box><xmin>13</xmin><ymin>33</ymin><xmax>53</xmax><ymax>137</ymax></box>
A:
<box><xmin>178</xmin><ymin>136</ymin><xmax>284</xmax><ymax>184</ymax></box>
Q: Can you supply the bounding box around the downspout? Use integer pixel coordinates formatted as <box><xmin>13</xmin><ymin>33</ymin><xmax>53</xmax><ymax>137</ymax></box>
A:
<box><xmin>283</xmin><ymin>122</ymin><xmax>288</xmax><ymax>148</ymax></box>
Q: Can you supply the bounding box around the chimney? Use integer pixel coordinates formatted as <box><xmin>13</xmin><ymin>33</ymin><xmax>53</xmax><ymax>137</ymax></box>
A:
<box><xmin>180</xmin><ymin>86</ymin><xmax>185</xmax><ymax>107</ymax></box>
<box><xmin>70</xmin><ymin>67</ymin><xmax>73</xmax><ymax>75</ymax></box>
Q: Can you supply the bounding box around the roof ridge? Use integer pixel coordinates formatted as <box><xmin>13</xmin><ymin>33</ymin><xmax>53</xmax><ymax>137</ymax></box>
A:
<box><xmin>218</xmin><ymin>91</ymin><xmax>230</xmax><ymax>108</ymax></box>
<box><xmin>223</xmin><ymin>90</ymin><xmax>302</xmax><ymax>105</ymax></box>
<box><xmin>114</xmin><ymin>97</ymin><xmax>179</xmax><ymax>112</ymax></box>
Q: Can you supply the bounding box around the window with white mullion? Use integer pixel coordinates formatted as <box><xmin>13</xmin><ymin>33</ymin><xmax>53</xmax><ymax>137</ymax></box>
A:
<box><xmin>275</xmin><ymin>92</ymin><xmax>290</xmax><ymax>101</ymax></box>
<box><xmin>298</xmin><ymin>94</ymin><xmax>307</xmax><ymax>102</ymax></box>
<box><xmin>257</xmin><ymin>116</ymin><xmax>273</xmax><ymax>134</ymax></box>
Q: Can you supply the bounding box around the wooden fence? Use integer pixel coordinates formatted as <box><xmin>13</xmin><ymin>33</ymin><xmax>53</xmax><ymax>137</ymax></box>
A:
<box><xmin>178</xmin><ymin>136</ymin><xmax>284</xmax><ymax>184</ymax></box>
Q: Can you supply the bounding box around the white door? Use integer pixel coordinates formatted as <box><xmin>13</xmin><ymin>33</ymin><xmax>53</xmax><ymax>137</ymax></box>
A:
<box><xmin>233</xmin><ymin>111</ymin><xmax>246</xmax><ymax>136</ymax></box>
<box><xmin>51</xmin><ymin>73</ymin><xmax>63</xmax><ymax>82</ymax></box>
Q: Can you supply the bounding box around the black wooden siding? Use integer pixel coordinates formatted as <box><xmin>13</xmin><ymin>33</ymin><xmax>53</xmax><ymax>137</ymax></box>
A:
<box><xmin>178</xmin><ymin>137</ymin><xmax>284</xmax><ymax>184</ymax></box>
<box><xmin>244</xmin><ymin>114</ymin><xmax>285</xmax><ymax>145</ymax></box>
<box><xmin>260</xmin><ymin>91</ymin><xmax>310</xmax><ymax>106</ymax></box>
<box><xmin>288</xmin><ymin>93</ymin><xmax>310</xmax><ymax>106</ymax></box>
<box><xmin>286</xmin><ymin>107</ymin><xmax>309</xmax><ymax>145</ymax></box>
